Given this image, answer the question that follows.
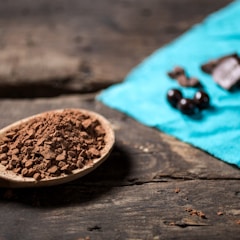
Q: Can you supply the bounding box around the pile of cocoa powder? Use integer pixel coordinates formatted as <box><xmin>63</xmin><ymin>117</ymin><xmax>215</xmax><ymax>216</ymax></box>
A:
<box><xmin>0</xmin><ymin>109</ymin><xmax>106</xmax><ymax>181</ymax></box>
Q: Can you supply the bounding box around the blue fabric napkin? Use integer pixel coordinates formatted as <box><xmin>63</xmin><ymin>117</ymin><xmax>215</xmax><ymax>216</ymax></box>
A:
<box><xmin>98</xmin><ymin>0</ymin><xmax>240</xmax><ymax>168</ymax></box>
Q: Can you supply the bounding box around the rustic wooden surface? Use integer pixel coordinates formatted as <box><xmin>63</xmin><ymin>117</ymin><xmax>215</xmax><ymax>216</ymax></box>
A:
<box><xmin>0</xmin><ymin>0</ymin><xmax>240</xmax><ymax>239</ymax></box>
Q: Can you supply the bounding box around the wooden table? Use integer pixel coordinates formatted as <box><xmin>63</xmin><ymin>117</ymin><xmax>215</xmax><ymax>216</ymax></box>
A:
<box><xmin>0</xmin><ymin>0</ymin><xmax>239</xmax><ymax>239</ymax></box>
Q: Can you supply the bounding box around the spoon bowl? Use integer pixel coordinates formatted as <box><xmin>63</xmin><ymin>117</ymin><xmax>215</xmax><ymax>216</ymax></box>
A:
<box><xmin>0</xmin><ymin>108</ymin><xmax>115</xmax><ymax>188</ymax></box>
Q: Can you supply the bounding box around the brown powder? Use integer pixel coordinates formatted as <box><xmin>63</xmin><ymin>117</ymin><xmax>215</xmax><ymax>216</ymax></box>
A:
<box><xmin>174</xmin><ymin>187</ymin><xmax>180</xmax><ymax>193</ymax></box>
<box><xmin>0</xmin><ymin>109</ymin><xmax>106</xmax><ymax>180</ymax></box>
<box><xmin>217</xmin><ymin>211</ymin><xmax>224</xmax><ymax>216</ymax></box>
<box><xmin>185</xmin><ymin>208</ymin><xmax>207</xmax><ymax>219</ymax></box>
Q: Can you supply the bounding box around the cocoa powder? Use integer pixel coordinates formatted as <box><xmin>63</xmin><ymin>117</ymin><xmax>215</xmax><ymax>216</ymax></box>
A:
<box><xmin>0</xmin><ymin>109</ymin><xmax>106</xmax><ymax>181</ymax></box>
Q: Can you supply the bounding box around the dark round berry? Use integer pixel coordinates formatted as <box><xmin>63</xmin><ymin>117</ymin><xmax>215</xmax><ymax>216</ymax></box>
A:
<box><xmin>177</xmin><ymin>98</ymin><xmax>197</xmax><ymax>115</ymax></box>
<box><xmin>193</xmin><ymin>90</ymin><xmax>210</xmax><ymax>109</ymax></box>
<box><xmin>167</xmin><ymin>89</ymin><xmax>183</xmax><ymax>108</ymax></box>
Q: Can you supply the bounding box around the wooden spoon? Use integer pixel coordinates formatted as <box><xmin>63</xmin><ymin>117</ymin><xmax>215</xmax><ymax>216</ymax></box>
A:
<box><xmin>0</xmin><ymin>108</ymin><xmax>115</xmax><ymax>188</ymax></box>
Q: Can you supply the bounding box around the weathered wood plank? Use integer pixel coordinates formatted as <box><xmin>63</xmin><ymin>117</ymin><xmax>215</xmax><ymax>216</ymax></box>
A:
<box><xmin>0</xmin><ymin>1</ymin><xmax>239</xmax><ymax>239</ymax></box>
<box><xmin>0</xmin><ymin>0</ymin><xmax>233</xmax><ymax>96</ymax></box>
<box><xmin>0</xmin><ymin>180</ymin><xmax>239</xmax><ymax>240</ymax></box>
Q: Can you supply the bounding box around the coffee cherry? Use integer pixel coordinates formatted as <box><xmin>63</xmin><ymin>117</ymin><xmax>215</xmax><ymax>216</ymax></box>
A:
<box><xmin>167</xmin><ymin>89</ymin><xmax>183</xmax><ymax>108</ymax></box>
<box><xmin>193</xmin><ymin>90</ymin><xmax>210</xmax><ymax>109</ymax></box>
<box><xmin>177</xmin><ymin>98</ymin><xmax>197</xmax><ymax>115</ymax></box>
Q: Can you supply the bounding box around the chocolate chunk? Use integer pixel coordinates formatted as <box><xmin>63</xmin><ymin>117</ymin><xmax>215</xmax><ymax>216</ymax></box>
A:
<box><xmin>177</xmin><ymin>75</ymin><xmax>189</xmax><ymax>86</ymax></box>
<box><xmin>167</xmin><ymin>66</ymin><xmax>185</xmax><ymax>79</ymax></box>
<box><xmin>201</xmin><ymin>53</ymin><xmax>239</xmax><ymax>74</ymax></box>
<box><xmin>201</xmin><ymin>60</ymin><xmax>218</xmax><ymax>74</ymax></box>
<box><xmin>212</xmin><ymin>57</ymin><xmax>240</xmax><ymax>90</ymax></box>
<box><xmin>188</xmin><ymin>77</ymin><xmax>201</xmax><ymax>87</ymax></box>
<box><xmin>167</xmin><ymin>66</ymin><xmax>201</xmax><ymax>87</ymax></box>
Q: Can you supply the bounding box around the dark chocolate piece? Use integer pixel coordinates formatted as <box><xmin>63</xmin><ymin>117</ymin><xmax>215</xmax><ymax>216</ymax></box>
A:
<box><xmin>167</xmin><ymin>66</ymin><xmax>201</xmax><ymax>87</ymax></box>
<box><xmin>201</xmin><ymin>53</ymin><xmax>239</xmax><ymax>74</ymax></box>
<box><xmin>201</xmin><ymin>60</ymin><xmax>218</xmax><ymax>74</ymax></box>
<box><xmin>187</xmin><ymin>77</ymin><xmax>201</xmax><ymax>88</ymax></box>
<box><xmin>177</xmin><ymin>75</ymin><xmax>189</xmax><ymax>86</ymax></box>
<box><xmin>212</xmin><ymin>57</ymin><xmax>240</xmax><ymax>90</ymax></box>
<box><xmin>167</xmin><ymin>66</ymin><xmax>185</xmax><ymax>79</ymax></box>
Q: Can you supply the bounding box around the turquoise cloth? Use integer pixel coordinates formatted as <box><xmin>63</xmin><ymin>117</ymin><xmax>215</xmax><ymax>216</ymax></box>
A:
<box><xmin>98</xmin><ymin>0</ymin><xmax>240</xmax><ymax>168</ymax></box>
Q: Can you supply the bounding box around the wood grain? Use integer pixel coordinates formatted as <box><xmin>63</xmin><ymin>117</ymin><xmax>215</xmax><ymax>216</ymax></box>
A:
<box><xmin>0</xmin><ymin>0</ymin><xmax>239</xmax><ymax>239</ymax></box>
<box><xmin>0</xmin><ymin>0</ymin><xmax>233</xmax><ymax>96</ymax></box>
<box><xmin>0</xmin><ymin>95</ymin><xmax>239</xmax><ymax>239</ymax></box>
<box><xmin>0</xmin><ymin>180</ymin><xmax>239</xmax><ymax>240</ymax></box>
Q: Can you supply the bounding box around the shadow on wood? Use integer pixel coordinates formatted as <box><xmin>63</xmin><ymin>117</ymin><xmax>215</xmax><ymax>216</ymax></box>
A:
<box><xmin>0</xmin><ymin>144</ymin><xmax>132</xmax><ymax>207</ymax></box>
